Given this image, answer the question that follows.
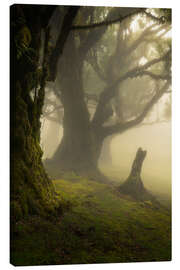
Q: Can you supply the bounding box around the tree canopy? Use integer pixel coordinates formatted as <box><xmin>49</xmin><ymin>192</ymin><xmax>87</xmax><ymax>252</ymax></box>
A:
<box><xmin>42</xmin><ymin>6</ymin><xmax>171</xmax><ymax>143</ymax></box>
<box><xmin>38</xmin><ymin>6</ymin><xmax>171</xmax><ymax>179</ymax></box>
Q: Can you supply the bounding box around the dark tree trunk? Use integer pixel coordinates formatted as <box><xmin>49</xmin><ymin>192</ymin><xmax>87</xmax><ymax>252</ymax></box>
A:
<box><xmin>10</xmin><ymin>5</ymin><xmax>60</xmax><ymax>222</ymax></box>
<box><xmin>119</xmin><ymin>148</ymin><xmax>155</xmax><ymax>201</ymax></box>
<box><xmin>47</xmin><ymin>33</ymin><xmax>108</xmax><ymax>181</ymax></box>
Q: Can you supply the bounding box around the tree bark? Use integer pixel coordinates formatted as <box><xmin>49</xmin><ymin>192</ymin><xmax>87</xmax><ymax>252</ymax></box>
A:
<box><xmin>119</xmin><ymin>148</ymin><xmax>155</xmax><ymax>201</ymax></box>
<box><xmin>46</xmin><ymin>33</ymin><xmax>110</xmax><ymax>181</ymax></box>
<box><xmin>47</xmin><ymin>34</ymin><xmax>95</xmax><ymax>175</ymax></box>
<box><xmin>10</xmin><ymin>5</ymin><xmax>60</xmax><ymax>222</ymax></box>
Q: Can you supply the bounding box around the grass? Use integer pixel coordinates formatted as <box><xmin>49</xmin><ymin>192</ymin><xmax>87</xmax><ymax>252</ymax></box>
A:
<box><xmin>11</xmin><ymin>173</ymin><xmax>171</xmax><ymax>266</ymax></box>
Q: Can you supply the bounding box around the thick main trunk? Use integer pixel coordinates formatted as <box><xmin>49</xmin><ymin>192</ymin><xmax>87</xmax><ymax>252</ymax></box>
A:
<box><xmin>46</xmin><ymin>34</ymin><xmax>107</xmax><ymax>180</ymax></box>
<box><xmin>47</xmin><ymin>104</ymin><xmax>107</xmax><ymax>181</ymax></box>
<box><xmin>10</xmin><ymin>5</ymin><xmax>59</xmax><ymax>222</ymax></box>
<box><xmin>52</xmin><ymin>100</ymin><xmax>96</xmax><ymax>173</ymax></box>
<box><xmin>11</xmin><ymin>84</ymin><xmax>59</xmax><ymax>221</ymax></box>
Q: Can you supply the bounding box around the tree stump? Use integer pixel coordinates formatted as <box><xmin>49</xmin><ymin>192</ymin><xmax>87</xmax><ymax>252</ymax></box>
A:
<box><xmin>119</xmin><ymin>147</ymin><xmax>155</xmax><ymax>201</ymax></box>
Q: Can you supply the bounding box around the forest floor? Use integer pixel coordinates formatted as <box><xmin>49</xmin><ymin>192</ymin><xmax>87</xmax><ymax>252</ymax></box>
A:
<box><xmin>11</xmin><ymin>173</ymin><xmax>171</xmax><ymax>266</ymax></box>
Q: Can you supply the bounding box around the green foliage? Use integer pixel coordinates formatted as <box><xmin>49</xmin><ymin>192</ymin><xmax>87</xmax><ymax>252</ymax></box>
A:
<box><xmin>10</xmin><ymin>201</ymin><xmax>23</xmax><ymax>222</ymax></box>
<box><xmin>18</xmin><ymin>26</ymin><xmax>32</xmax><ymax>46</ymax></box>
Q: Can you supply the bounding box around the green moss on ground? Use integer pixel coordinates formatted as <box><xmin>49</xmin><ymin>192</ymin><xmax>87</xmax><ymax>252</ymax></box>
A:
<box><xmin>11</xmin><ymin>175</ymin><xmax>171</xmax><ymax>266</ymax></box>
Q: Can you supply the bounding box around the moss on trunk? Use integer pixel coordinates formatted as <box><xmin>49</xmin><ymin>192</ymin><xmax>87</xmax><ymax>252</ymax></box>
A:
<box><xmin>10</xmin><ymin>5</ymin><xmax>61</xmax><ymax>223</ymax></box>
<box><xmin>11</xmin><ymin>78</ymin><xmax>60</xmax><ymax>224</ymax></box>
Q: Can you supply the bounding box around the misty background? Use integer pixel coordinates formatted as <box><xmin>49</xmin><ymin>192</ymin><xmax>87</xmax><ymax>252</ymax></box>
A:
<box><xmin>39</xmin><ymin>6</ymin><xmax>171</xmax><ymax>200</ymax></box>
<box><xmin>41</xmin><ymin>113</ymin><xmax>171</xmax><ymax>198</ymax></box>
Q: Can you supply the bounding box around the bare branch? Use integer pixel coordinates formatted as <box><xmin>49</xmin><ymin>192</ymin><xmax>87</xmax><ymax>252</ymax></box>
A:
<box><xmin>102</xmin><ymin>81</ymin><xmax>170</xmax><ymax>137</ymax></box>
<box><xmin>143</xmin><ymin>10</ymin><xmax>167</xmax><ymax>24</ymax></box>
<box><xmin>135</xmin><ymin>70</ymin><xmax>171</xmax><ymax>81</ymax></box>
<box><xmin>92</xmin><ymin>50</ymin><xmax>171</xmax><ymax>126</ymax></box>
<box><xmin>139</xmin><ymin>119</ymin><xmax>170</xmax><ymax>127</ymax></box>
<box><xmin>48</xmin><ymin>7</ymin><xmax>80</xmax><ymax>81</ymax></box>
<box><xmin>79</xmin><ymin>8</ymin><xmax>146</xmax><ymax>58</ymax></box>
<box><xmin>71</xmin><ymin>8</ymin><xmax>168</xmax><ymax>32</ymax></box>
<box><xmin>71</xmin><ymin>9</ymin><xmax>146</xmax><ymax>30</ymax></box>
<box><xmin>126</xmin><ymin>24</ymin><xmax>170</xmax><ymax>56</ymax></box>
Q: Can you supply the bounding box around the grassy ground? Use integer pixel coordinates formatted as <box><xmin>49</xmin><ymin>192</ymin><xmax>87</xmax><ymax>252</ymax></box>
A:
<box><xmin>11</xmin><ymin>173</ymin><xmax>171</xmax><ymax>266</ymax></box>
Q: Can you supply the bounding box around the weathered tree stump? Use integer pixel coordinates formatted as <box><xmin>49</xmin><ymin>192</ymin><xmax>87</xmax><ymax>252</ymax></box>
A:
<box><xmin>119</xmin><ymin>147</ymin><xmax>155</xmax><ymax>201</ymax></box>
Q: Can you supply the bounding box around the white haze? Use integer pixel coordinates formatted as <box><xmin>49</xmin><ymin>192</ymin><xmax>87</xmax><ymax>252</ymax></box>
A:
<box><xmin>41</xmin><ymin>119</ymin><xmax>171</xmax><ymax>198</ymax></box>
<box><xmin>101</xmin><ymin>122</ymin><xmax>171</xmax><ymax>197</ymax></box>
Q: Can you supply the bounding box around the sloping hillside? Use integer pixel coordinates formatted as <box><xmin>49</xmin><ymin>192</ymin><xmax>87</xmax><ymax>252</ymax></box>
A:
<box><xmin>11</xmin><ymin>174</ymin><xmax>171</xmax><ymax>266</ymax></box>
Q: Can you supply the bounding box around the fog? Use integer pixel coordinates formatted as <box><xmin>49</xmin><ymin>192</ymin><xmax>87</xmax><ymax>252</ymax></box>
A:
<box><xmin>100</xmin><ymin>121</ymin><xmax>171</xmax><ymax>196</ymax></box>
<box><xmin>11</xmin><ymin>6</ymin><xmax>172</xmax><ymax>265</ymax></box>
<box><xmin>41</xmin><ymin>119</ymin><xmax>171</xmax><ymax>198</ymax></box>
<box><xmin>40</xmin><ymin>6</ymin><xmax>171</xmax><ymax>203</ymax></box>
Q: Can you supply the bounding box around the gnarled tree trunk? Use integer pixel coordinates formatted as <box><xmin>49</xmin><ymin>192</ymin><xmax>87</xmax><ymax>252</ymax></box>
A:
<box><xmin>119</xmin><ymin>147</ymin><xmax>155</xmax><ymax>201</ymax></box>
<box><xmin>10</xmin><ymin>5</ymin><xmax>60</xmax><ymax>222</ymax></box>
<box><xmin>47</xmin><ymin>33</ymin><xmax>106</xmax><ymax>181</ymax></box>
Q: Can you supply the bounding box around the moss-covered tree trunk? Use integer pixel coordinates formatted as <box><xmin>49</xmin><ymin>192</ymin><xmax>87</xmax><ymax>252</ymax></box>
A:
<box><xmin>10</xmin><ymin>5</ymin><xmax>60</xmax><ymax>222</ymax></box>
